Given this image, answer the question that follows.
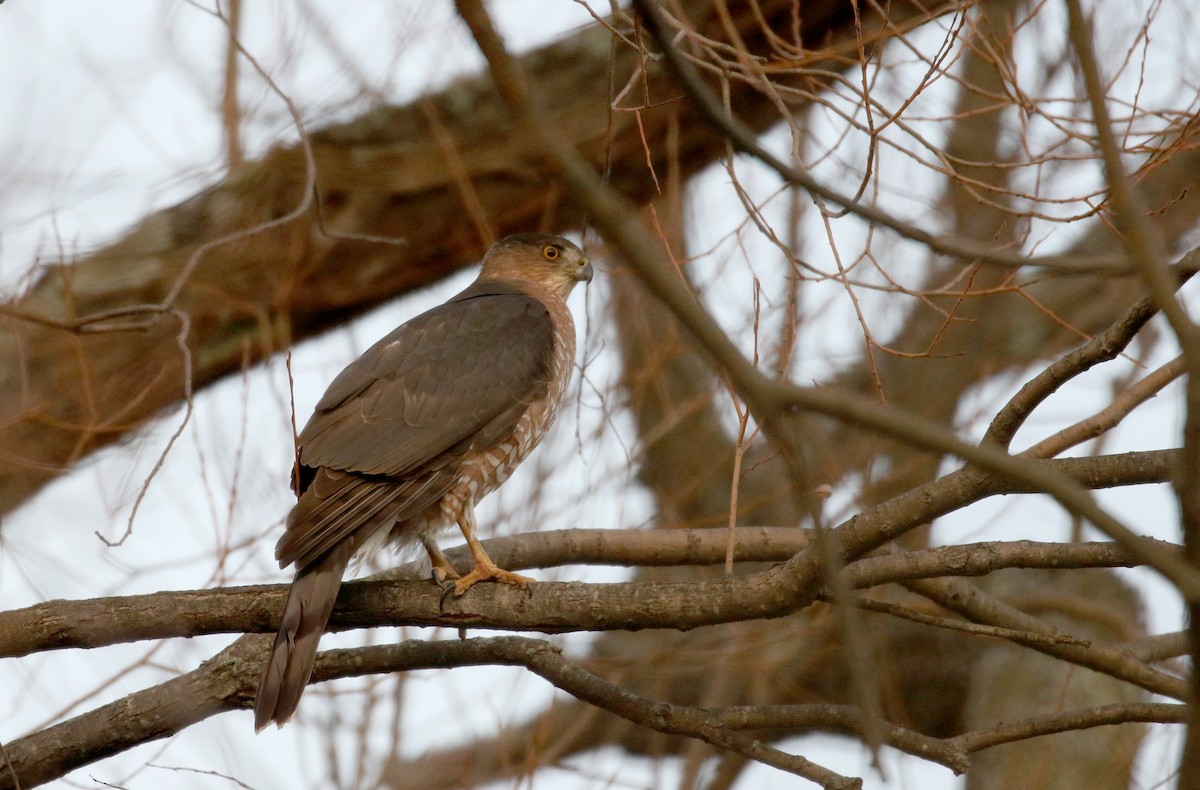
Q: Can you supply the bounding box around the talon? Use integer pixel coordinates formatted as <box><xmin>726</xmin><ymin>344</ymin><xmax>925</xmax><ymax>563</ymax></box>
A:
<box><xmin>432</xmin><ymin>567</ymin><xmax>461</xmax><ymax>612</ymax></box>
<box><xmin>425</xmin><ymin>540</ymin><xmax>460</xmax><ymax>613</ymax></box>
<box><xmin>439</xmin><ymin>580</ymin><xmax>457</xmax><ymax>611</ymax></box>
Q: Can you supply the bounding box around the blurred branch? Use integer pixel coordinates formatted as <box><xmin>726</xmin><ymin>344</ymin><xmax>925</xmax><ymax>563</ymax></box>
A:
<box><xmin>631</xmin><ymin>0</ymin><xmax>1126</xmax><ymax>275</ymax></box>
<box><xmin>904</xmin><ymin>576</ymin><xmax>1183</xmax><ymax>698</ymax></box>
<box><xmin>219</xmin><ymin>0</ymin><xmax>244</xmax><ymax>169</ymax></box>
<box><xmin>948</xmin><ymin>702</ymin><xmax>1186</xmax><ymax>753</ymax></box>
<box><xmin>1023</xmin><ymin>354</ymin><xmax>1185</xmax><ymax>459</ymax></box>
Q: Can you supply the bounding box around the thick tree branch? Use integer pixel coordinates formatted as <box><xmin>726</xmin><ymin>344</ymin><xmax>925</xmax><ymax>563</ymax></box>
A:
<box><xmin>3</xmin><ymin>516</ymin><xmax>1175</xmax><ymax>667</ymax></box>
<box><xmin>1</xmin><ymin>627</ymin><xmax>1180</xmax><ymax>790</ymax></box>
<box><xmin>0</xmin><ymin>636</ymin><xmax>871</xmax><ymax>790</ymax></box>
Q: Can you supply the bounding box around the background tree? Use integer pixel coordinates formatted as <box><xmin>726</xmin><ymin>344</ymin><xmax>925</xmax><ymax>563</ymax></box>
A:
<box><xmin>0</xmin><ymin>0</ymin><xmax>1195</xmax><ymax>787</ymax></box>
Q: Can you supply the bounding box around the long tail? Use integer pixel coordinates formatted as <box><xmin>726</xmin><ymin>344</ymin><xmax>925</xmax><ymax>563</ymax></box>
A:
<box><xmin>254</xmin><ymin>544</ymin><xmax>352</xmax><ymax>731</ymax></box>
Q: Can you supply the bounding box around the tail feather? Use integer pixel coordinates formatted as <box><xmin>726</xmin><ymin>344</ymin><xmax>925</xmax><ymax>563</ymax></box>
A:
<box><xmin>254</xmin><ymin>544</ymin><xmax>353</xmax><ymax>731</ymax></box>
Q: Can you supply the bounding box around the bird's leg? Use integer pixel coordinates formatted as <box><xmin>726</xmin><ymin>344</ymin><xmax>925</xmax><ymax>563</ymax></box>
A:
<box><xmin>452</xmin><ymin>506</ymin><xmax>534</xmax><ymax>596</ymax></box>
<box><xmin>422</xmin><ymin>536</ymin><xmax>464</xmax><ymax>611</ymax></box>
<box><xmin>421</xmin><ymin>535</ymin><xmax>460</xmax><ymax>585</ymax></box>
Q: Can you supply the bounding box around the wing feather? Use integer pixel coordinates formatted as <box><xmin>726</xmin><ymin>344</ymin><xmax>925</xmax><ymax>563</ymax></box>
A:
<box><xmin>276</xmin><ymin>468</ymin><xmax>455</xmax><ymax>570</ymax></box>
<box><xmin>299</xmin><ymin>287</ymin><xmax>553</xmax><ymax>477</ymax></box>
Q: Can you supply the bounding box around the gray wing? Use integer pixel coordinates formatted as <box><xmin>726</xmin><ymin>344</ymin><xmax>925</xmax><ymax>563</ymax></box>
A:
<box><xmin>300</xmin><ymin>288</ymin><xmax>553</xmax><ymax>475</ymax></box>
<box><xmin>275</xmin><ymin>286</ymin><xmax>555</xmax><ymax>570</ymax></box>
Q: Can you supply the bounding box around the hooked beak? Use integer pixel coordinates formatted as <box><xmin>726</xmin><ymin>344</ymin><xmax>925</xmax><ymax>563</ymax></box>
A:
<box><xmin>575</xmin><ymin>259</ymin><xmax>594</xmax><ymax>284</ymax></box>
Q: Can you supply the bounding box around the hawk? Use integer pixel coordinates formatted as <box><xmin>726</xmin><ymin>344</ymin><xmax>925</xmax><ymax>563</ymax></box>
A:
<box><xmin>254</xmin><ymin>234</ymin><xmax>592</xmax><ymax>730</ymax></box>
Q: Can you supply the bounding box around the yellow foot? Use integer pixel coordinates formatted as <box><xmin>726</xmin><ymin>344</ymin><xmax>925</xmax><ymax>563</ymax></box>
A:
<box><xmin>452</xmin><ymin>563</ymin><xmax>535</xmax><ymax>597</ymax></box>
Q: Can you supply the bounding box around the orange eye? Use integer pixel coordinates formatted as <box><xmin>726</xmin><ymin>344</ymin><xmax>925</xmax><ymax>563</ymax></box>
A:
<box><xmin>542</xmin><ymin>245</ymin><xmax>561</xmax><ymax>260</ymax></box>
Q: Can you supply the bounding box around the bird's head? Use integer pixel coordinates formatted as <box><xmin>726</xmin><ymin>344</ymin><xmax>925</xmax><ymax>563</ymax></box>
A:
<box><xmin>480</xmin><ymin>234</ymin><xmax>593</xmax><ymax>298</ymax></box>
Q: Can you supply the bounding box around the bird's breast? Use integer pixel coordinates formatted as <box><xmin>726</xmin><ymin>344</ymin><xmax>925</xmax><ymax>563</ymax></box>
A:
<box><xmin>441</xmin><ymin>301</ymin><xmax>576</xmax><ymax>518</ymax></box>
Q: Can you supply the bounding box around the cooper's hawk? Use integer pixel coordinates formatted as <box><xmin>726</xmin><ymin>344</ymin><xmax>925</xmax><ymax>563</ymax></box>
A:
<box><xmin>254</xmin><ymin>234</ymin><xmax>592</xmax><ymax>730</ymax></box>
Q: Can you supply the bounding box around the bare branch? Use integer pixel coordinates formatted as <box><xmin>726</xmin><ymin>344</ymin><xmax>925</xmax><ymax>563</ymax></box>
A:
<box><xmin>949</xmin><ymin>702</ymin><xmax>1186</xmax><ymax>753</ymax></box>
<box><xmin>905</xmin><ymin>577</ymin><xmax>1185</xmax><ymax>699</ymax></box>
<box><xmin>1</xmin><ymin>523</ymin><xmax>1171</xmax><ymax>659</ymax></box>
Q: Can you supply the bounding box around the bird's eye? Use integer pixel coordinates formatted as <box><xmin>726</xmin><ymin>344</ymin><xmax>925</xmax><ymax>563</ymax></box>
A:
<box><xmin>542</xmin><ymin>245</ymin><xmax>561</xmax><ymax>260</ymax></box>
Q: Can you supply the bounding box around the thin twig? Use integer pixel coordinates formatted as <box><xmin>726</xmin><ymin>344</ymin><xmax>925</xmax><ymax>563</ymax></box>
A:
<box><xmin>1023</xmin><ymin>354</ymin><xmax>1185</xmax><ymax>459</ymax></box>
<box><xmin>631</xmin><ymin>0</ymin><xmax>1128</xmax><ymax>275</ymax></box>
<box><xmin>95</xmin><ymin>310</ymin><xmax>193</xmax><ymax>547</ymax></box>
<box><xmin>835</xmin><ymin>594</ymin><xmax>1093</xmax><ymax>647</ymax></box>
<box><xmin>948</xmin><ymin>702</ymin><xmax>1186</xmax><ymax>753</ymax></box>
<box><xmin>220</xmin><ymin>0</ymin><xmax>244</xmax><ymax>169</ymax></box>
<box><xmin>982</xmin><ymin>245</ymin><xmax>1200</xmax><ymax>449</ymax></box>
